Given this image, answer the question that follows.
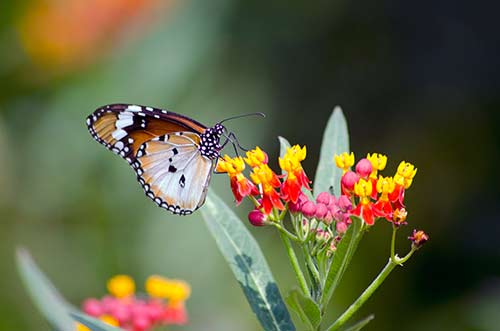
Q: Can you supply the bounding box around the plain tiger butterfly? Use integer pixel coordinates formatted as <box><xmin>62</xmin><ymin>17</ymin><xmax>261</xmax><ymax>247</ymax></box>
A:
<box><xmin>86</xmin><ymin>104</ymin><xmax>262</xmax><ymax>215</ymax></box>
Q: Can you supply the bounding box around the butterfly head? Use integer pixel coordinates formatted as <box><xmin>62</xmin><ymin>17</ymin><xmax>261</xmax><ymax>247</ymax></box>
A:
<box><xmin>199</xmin><ymin>123</ymin><xmax>225</xmax><ymax>159</ymax></box>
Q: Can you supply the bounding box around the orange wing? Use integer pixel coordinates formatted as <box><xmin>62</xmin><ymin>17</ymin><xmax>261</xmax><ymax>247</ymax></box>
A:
<box><xmin>86</xmin><ymin>104</ymin><xmax>207</xmax><ymax>161</ymax></box>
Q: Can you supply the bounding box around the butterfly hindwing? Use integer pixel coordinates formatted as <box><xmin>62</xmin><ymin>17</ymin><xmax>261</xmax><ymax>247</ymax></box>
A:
<box><xmin>132</xmin><ymin>133</ymin><xmax>214</xmax><ymax>215</ymax></box>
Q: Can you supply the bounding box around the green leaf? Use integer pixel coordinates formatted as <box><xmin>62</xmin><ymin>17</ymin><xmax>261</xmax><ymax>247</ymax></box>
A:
<box><xmin>313</xmin><ymin>107</ymin><xmax>349</xmax><ymax>197</ymax></box>
<box><xmin>201</xmin><ymin>191</ymin><xmax>296</xmax><ymax>331</ymax></box>
<box><xmin>71</xmin><ymin>312</ymin><xmax>123</xmax><ymax>331</ymax></box>
<box><xmin>342</xmin><ymin>315</ymin><xmax>374</xmax><ymax>331</ymax></box>
<box><xmin>16</xmin><ymin>248</ymin><xmax>77</xmax><ymax>331</ymax></box>
<box><xmin>285</xmin><ymin>289</ymin><xmax>321</xmax><ymax>331</ymax></box>
<box><xmin>321</xmin><ymin>217</ymin><xmax>364</xmax><ymax>308</ymax></box>
<box><xmin>278</xmin><ymin>136</ymin><xmax>292</xmax><ymax>160</ymax></box>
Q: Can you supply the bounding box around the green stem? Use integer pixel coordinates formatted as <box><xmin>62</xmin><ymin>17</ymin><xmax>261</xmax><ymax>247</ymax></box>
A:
<box><xmin>326</xmin><ymin>246</ymin><xmax>417</xmax><ymax>331</ymax></box>
<box><xmin>279</xmin><ymin>231</ymin><xmax>310</xmax><ymax>296</ymax></box>
<box><xmin>325</xmin><ymin>258</ymin><xmax>396</xmax><ymax>331</ymax></box>
<box><xmin>303</xmin><ymin>244</ymin><xmax>321</xmax><ymax>285</ymax></box>
<box><xmin>272</xmin><ymin>223</ymin><xmax>300</xmax><ymax>242</ymax></box>
<box><xmin>390</xmin><ymin>225</ymin><xmax>397</xmax><ymax>263</ymax></box>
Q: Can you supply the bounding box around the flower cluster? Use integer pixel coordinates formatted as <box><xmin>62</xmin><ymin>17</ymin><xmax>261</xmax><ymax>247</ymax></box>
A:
<box><xmin>219</xmin><ymin>145</ymin><xmax>428</xmax><ymax>250</ymax></box>
<box><xmin>335</xmin><ymin>152</ymin><xmax>417</xmax><ymax>226</ymax></box>
<box><xmin>217</xmin><ymin>145</ymin><xmax>311</xmax><ymax>220</ymax></box>
<box><xmin>77</xmin><ymin>274</ymin><xmax>190</xmax><ymax>331</ymax></box>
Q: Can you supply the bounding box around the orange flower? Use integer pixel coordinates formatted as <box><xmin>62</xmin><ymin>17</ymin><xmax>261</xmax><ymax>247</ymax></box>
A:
<box><xmin>351</xmin><ymin>178</ymin><xmax>375</xmax><ymax>225</ymax></box>
<box><xmin>250</xmin><ymin>164</ymin><xmax>284</xmax><ymax>214</ymax></box>
<box><xmin>217</xmin><ymin>155</ymin><xmax>258</xmax><ymax>204</ymax></box>
<box><xmin>279</xmin><ymin>145</ymin><xmax>311</xmax><ymax>204</ymax></box>
<box><xmin>373</xmin><ymin>176</ymin><xmax>395</xmax><ymax>220</ymax></box>
<box><xmin>389</xmin><ymin>161</ymin><xmax>417</xmax><ymax>209</ymax></box>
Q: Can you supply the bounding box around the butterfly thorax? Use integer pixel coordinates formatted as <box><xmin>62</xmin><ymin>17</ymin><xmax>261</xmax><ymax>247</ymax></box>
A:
<box><xmin>199</xmin><ymin>123</ymin><xmax>224</xmax><ymax>159</ymax></box>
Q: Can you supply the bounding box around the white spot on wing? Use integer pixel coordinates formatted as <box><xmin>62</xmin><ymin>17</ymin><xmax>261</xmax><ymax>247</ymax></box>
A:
<box><xmin>127</xmin><ymin>105</ymin><xmax>141</xmax><ymax>112</ymax></box>
<box><xmin>115</xmin><ymin>141</ymin><xmax>124</xmax><ymax>150</ymax></box>
<box><xmin>116</xmin><ymin>118</ymin><xmax>134</xmax><ymax>129</ymax></box>
<box><xmin>112</xmin><ymin>129</ymin><xmax>127</xmax><ymax>140</ymax></box>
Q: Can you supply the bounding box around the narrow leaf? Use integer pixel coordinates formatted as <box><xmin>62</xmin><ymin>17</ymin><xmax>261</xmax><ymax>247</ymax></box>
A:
<box><xmin>286</xmin><ymin>289</ymin><xmax>321</xmax><ymax>331</ymax></box>
<box><xmin>71</xmin><ymin>312</ymin><xmax>123</xmax><ymax>331</ymax></box>
<box><xmin>342</xmin><ymin>315</ymin><xmax>374</xmax><ymax>331</ymax></box>
<box><xmin>201</xmin><ymin>191</ymin><xmax>295</xmax><ymax>331</ymax></box>
<box><xmin>278</xmin><ymin>136</ymin><xmax>291</xmax><ymax>159</ymax></box>
<box><xmin>321</xmin><ymin>217</ymin><xmax>364</xmax><ymax>308</ymax></box>
<box><xmin>313</xmin><ymin>107</ymin><xmax>349</xmax><ymax>197</ymax></box>
<box><xmin>16</xmin><ymin>248</ymin><xmax>77</xmax><ymax>331</ymax></box>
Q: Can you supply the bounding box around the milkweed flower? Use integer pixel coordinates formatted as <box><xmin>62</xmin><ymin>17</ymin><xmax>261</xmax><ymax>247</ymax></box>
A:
<box><xmin>389</xmin><ymin>161</ymin><xmax>418</xmax><ymax>209</ymax></box>
<box><xmin>351</xmin><ymin>178</ymin><xmax>376</xmax><ymax>225</ymax></box>
<box><xmin>409</xmin><ymin>229</ymin><xmax>429</xmax><ymax>248</ymax></box>
<box><xmin>217</xmin><ymin>155</ymin><xmax>259</xmax><ymax>204</ymax></box>
<box><xmin>245</xmin><ymin>146</ymin><xmax>269</xmax><ymax>167</ymax></box>
<box><xmin>107</xmin><ymin>275</ymin><xmax>135</xmax><ymax>298</ymax></box>
<box><xmin>373</xmin><ymin>176</ymin><xmax>396</xmax><ymax>220</ymax></box>
<box><xmin>279</xmin><ymin>145</ymin><xmax>311</xmax><ymax>204</ymax></box>
<box><xmin>80</xmin><ymin>274</ymin><xmax>190</xmax><ymax>331</ymax></box>
<box><xmin>367</xmin><ymin>153</ymin><xmax>387</xmax><ymax>178</ymax></box>
<box><xmin>334</xmin><ymin>152</ymin><xmax>355</xmax><ymax>174</ymax></box>
<box><xmin>250</xmin><ymin>164</ymin><xmax>284</xmax><ymax>214</ymax></box>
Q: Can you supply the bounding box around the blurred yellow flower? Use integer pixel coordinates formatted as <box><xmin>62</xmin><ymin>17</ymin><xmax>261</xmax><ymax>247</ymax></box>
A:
<box><xmin>107</xmin><ymin>274</ymin><xmax>135</xmax><ymax>298</ymax></box>
<box><xmin>145</xmin><ymin>275</ymin><xmax>191</xmax><ymax>303</ymax></box>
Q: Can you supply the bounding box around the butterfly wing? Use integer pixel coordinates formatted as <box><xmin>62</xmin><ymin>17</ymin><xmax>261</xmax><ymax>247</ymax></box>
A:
<box><xmin>134</xmin><ymin>133</ymin><xmax>214</xmax><ymax>215</ymax></box>
<box><xmin>86</xmin><ymin>104</ymin><xmax>214</xmax><ymax>214</ymax></box>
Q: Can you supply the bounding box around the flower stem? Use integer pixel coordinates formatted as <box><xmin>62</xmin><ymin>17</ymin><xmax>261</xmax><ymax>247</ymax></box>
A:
<box><xmin>325</xmin><ymin>258</ymin><xmax>397</xmax><ymax>331</ymax></box>
<box><xmin>390</xmin><ymin>225</ymin><xmax>397</xmax><ymax>263</ymax></box>
<box><xmin>325</xmin><ymin>244</ymin><xmax>417</xmax><ymax>331</ymax></box>
<box><xmin>279</xmin><ymin>231</ymin><xmax>310</xmax><ymax>297</ymax></box>
<box><xmin>272</xmin><ymin>223</ymin><xmax>300</xmax><ymax>242</ymax></box>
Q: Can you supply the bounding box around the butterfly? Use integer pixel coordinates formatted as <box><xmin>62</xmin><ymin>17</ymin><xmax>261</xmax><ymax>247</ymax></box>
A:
<box><xmin>86</xmin><ymin>103</ymin><xmax>243</xmax><ymax>215</ymax></box>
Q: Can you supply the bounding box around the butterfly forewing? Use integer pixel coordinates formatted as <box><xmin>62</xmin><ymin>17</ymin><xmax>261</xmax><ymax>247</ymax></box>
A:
<box><xmin>86</xmin><ymin>104</ymin><xmax>207</xmax><ymax>159</ymax></box>
<box><xmin>86</xmin><ymin>104</ymin><xmax>220</xmax><ymax>215</ymax></box>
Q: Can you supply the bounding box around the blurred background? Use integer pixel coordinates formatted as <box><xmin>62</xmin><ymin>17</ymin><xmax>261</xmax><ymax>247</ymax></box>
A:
<box><xmin>1</xmin><ymin>0</ymin><xmax>498</xmax><ymax>330</ymax></box>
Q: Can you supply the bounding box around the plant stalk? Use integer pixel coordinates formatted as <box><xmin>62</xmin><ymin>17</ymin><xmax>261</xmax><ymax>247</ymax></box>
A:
<box><xmin>279</xmin><ymin>231</ymin><xmax>310</xmax><ymax>297</ymax></box>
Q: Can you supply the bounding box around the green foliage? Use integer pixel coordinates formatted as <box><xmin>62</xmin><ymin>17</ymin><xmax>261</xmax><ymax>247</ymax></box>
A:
<box><xmin>71</xmin><ymin>312</ymin><xmax>123</xmax><ymax>331</ymax></box>
<box><xmin>16</xmin><ymin>248</ymin><xmax>77</xmax><ymax>331</ymax></box>
<box><xmin>313</xmin><ymin>107</ymin><xmax>349</xmax><ymax>197</ymax></box>
<box><xmin>342</xmin><ymin>315</ymin><xmax>374</xmax><ymax>331</ymax></box>
<box><xmin>201</xmin><ymin>191</ymin><xmax>296</xmax><ymax>331</ymax></box>
<box><xmin>16</xmin><ymin>248</ymin><xmax>125</xmax><ymax>331</ymax></box>
<box><xmin>285</xmin><ymin>289</ymin><xmax>321</xmax><ymax>331</ymax></box>
<box><xmin>321</xmin><ymin>217</ymin><xmax>364</xmax><ymax>309</ymax></box>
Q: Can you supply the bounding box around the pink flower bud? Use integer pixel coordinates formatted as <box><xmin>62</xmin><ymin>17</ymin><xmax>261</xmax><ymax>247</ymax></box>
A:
<box><xmin>323</xmin><ymin>211</ymin><xmax>333</xmax><ymax>225</ymax></box>
<box><xmin>132</xmin><ymin>315</ymin><xmax>151</xmax><ymax>331</ymax></box>
<box><xmin>315</xmin><ymin>203</ymin><xmax>328</xmax><ymax>219</ymax></box>
<box><xmin>337</xmin><ymin>195</ymin><xmax>352</xmax><ymax>211</ymax></box>
<box><xmin>355</xmin><ymin>158</ymin><xmax>373</xmax><ymax>178</ymax></box>
<box><xmin>248</xmin><ymin>209</ymin><xmax>268</xmax><ymax>226</ymax></box>
<box><xmin>146</xmin><ymin>300</ymin><xmax>164</xmax><ymax>321</ymax></box>
<box><xmin>341</xmin><ymin>171</ymin><xmax>359</xmax><ymax>192</ymax></box>
<box><xmin>110</xmin><ymin>303</ymin><xmax>131</xmax><ymax>324</ymax></box>
<box><xmin>293</xmin><ymin>192</ymin><xmax>310</xmax><ymax>212</ymax></box>
<box><xmin>336</xmin><ymin>221</ymin><xmax>349</xmax><ymax>234</ymax></box>
<box><xmin>316</xmin><ymin>191</ymin><xmax>331</xmax><ymax>205</ymax></box>
<box><xmin>301</xmin><ymin>201</ymin><xmax>316</xmax><ymax>218</ymax></box>
<box><xmin>82</xmin><ymin>298</ymin><xmax>103</xmax><ymax>317</ymax></box>
<box><xmin>100</xmin><ymin>296</ymin><xmax>118</xmax><ymax>314</ymax></box>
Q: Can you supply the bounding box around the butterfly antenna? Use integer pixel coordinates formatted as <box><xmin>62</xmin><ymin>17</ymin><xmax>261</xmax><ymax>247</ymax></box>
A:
<box><xmin>219</xmin><ymin>112</ymin><xmax>265</xmax><ymax>125</ymax></box>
